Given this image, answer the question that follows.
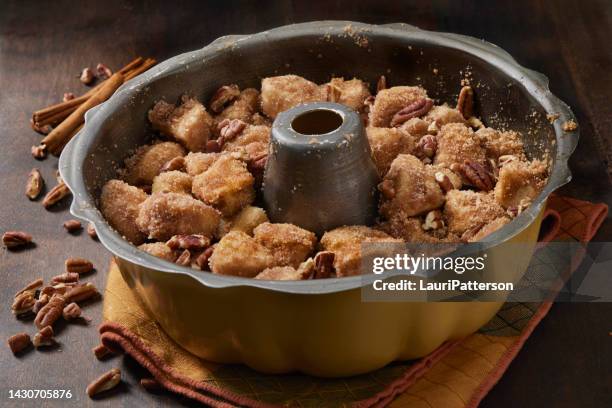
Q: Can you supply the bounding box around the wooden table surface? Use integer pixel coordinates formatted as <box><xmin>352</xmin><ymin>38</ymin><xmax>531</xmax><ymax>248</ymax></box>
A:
<box><xmin>1</xmin><ymin>1</ymin><xmax>610</xmax><ymax>407</ymax></box>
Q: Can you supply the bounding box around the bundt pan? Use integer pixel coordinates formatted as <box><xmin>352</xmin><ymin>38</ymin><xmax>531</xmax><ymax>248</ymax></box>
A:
<box><xmin>59</xmin><ymin>21</ymin><xmax>578</xmax><ymax>377</ymax></box>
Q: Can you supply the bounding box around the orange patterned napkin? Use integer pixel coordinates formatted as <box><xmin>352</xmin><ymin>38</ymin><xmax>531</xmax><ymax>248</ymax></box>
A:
<box><xmin>99</xmin><ymin>194</ymin><xmax>607</xmax><ymax>407</ymax></box>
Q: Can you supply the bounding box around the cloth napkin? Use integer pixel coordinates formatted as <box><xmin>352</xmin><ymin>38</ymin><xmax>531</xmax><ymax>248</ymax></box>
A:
<box><xmin>99</xmin><ymin>194</ymin><xmax>608</xmax><ymax>407</ymax></box>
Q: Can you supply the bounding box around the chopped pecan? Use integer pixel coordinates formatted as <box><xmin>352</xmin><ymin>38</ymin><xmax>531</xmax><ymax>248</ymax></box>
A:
<box><xmin>34</xmin><ymin>294</ymin><xmax>66</xmax><ymax>329</ymax></box>
<box><xmin>51</xmin><ymin>272</ymin><xmax>80</xmax><ymax>285</ymax></box>
<box><xmin>12</xmin><ymin>291</ymin><xmax>36</xmax><ymax>317</ymax></box>
<box><xmin>415</xmin><ymin>134</ymin><xmax>437</xmax><ymax>159</ymax></box>
<box><xmin>456</xmin><ymin>85</ymin><xmax>474</xmax><ymax>119</ymax></box>
<box><xmin>166</xmin><ymin>234</ymin><xmax>210</xmax><ymax>251</ymax></box>
<box><xmin>434</xmin><ymin>171</ymin><xmax>454</xmax><ymax>193</ymax></box>
<box><xmin>562</xmin><ymin>120</ymin><xmax>578</xmax><ymax>131</ymax></box>
<box><xmin>175</xmin><ymin>249</ymin><xmax>191</xmax><ymax>266</ymax></box>
<box><xmin>80</xmin><ymin>67</ymin><xmax>95</xmax><ymax>85</ymax></box>
<box><xmin>376</xmin><ymin>75</ymin><xmax>387</xmax><ymax>93</ymax></box>
<box><xmin>205</xmin><ymin>139</ymin><xmax>221</xmax><ymax>153</ymax></box>
<box><xmin>96</xmin><ymin>63</ymin><xmax>113</xmax><ymax>80</ymax></box>
<box><xmin>422</xmin><ymin>210</ymin><xmax>445</xmax><ymax>231</ymax></box>
<box><xmin>209</xmin><ymin>84</ymin><xmax>240</xmax><ymax>113</ymax></box>
<box><xmin>62</xmin><ymin>302</ymin><xmax>82</xmax><ymax>320</ymax></box>
<box><xmin>65</xmin><ymin>282</ymin><xmax>99</xmax><ymax>303</ymax></box>
<box><xmin>42</xmin><ymin>182</ymin><xmax>70</xmax><ymax>209</ymax></box>
<box><xmin>456</xmin><ymin>160</ymin><xmax>496</xmax><ymax>191</ymax></box>
<box><xmin>32</xmin><ymin>326</ymin><xmax>55</xmax><ymax>348</ymax></box>
<box><xmin>93</xmin><ymin>344</ymin><xmax>114</xmax><ymax>360</ymax></box>
<box><xmin>3</xmin><ymin>231</ymin><xmax>33</xmax><ymax>249</ymax></box>
<box><xmin>63</xmin><ymin>219</ymin><xmax>82</xmax><ymax>232</ymax></box>
<box><xmin>390</xmin><ymin>98</ymin><xmax>434</xmax><ymax>127</ymax></box>
<box><xmin>63</xmin><ymin>92</ymin><xmax>75</xmax><ymax>102</ymax></box>
<box><xmin>378</xmin><ymin>179</ymin><xmax>396</xmax><ymax>199</ymax></box>
<box><xmin>194</xmin><ymin>246</ymin><xmax>214</xmax><ymax>270</ymax></box>
<box><xmin>87</xmin><ymin>223</ymin><xmax>98</xmax><ymax>240</ymax></box>
<box><xmin>314</xmin><ymin>251</ymin><xmax>335</xmax><ymax>279</ymax></box>
<box><xmin>8</xmin><ymin>332</ymin><xmax>31</xmax><ymax>354</ymax></box>
<box><xmin>159</xmin><ymin>156</ymin><xmax>185</xmax><ymax>173</ymax></box>
<box><xmin>65</xmin><ymin>257</ymin><xmax>94</xmax><ymax>274</ymax></box>
<box><xmin>324</xmin><ymin>82</ymin><xmax>342</xmax><ymax>103</ymax></box>
<box><xmin>217</xmin><ymin>119</ymin><xmax>246</xmax><ymax>147</ymax></box>
<box><xmin>246</xmin><ymin>153</ymin><xmax>267</xmax><ymax>185</ymax></box>
<box><xmin>86</xmin><ymin>368</ymin><xmax>122</xmax><ymax>398</ymax></box>
<box><xmin>33</xmin><ymin>293</ymin><xmax>49</xmax><ymax>314</ymax></box>
<box><xmin>31</xmin><ymin>144</ymin><xmax>47</xmax><ymax>160</ymax></box>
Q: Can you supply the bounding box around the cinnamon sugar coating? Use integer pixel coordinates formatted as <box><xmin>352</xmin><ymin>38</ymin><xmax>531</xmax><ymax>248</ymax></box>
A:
<box><xmin>214</xmin><ymin>88</ymin><xmax>260</xmax><ymax>133</ymax></box>
<box><xmin>148</xmin><ymin>97</ymin><xmax>214</xmax><ymax>152</ymax></box>
<box><xmin>368</xmin><ymin>86</ymin><xmax>428</xmax><ymax>127</ymax></box>
<box><xmin>100</xmin><ymin>179</ymin><xmax>148</xmax><ymax>245</ymax></box>
<box><xmin>476</xmin><ymin>127</ymin><xmax>525</xmax><ymax>160</ymax></box>
<box><xmin>434</xmin><ymin>123</ymin><xmax>486</xmax><ymax>168</ymax></box>
<box><xmin>123</xmin><ymin>142</ymin><xmax>185</xmax><ymax>186</ymax></box>
<box><xmin>494</xmin><ymin>159</ymin><xmax>548</xmax><ymax>209</ymax></box>
<box><xmin>253</xmin><ymin>222</ymin><xmax>317</xmax><ymax>268</ymax></box>
<box><xmin>152</xmin><ymin>171</ymin><xmax>192</xmax><ymax>195</ymax></box>
<box><xmin>209</xmin><ymin>231</ymin><xmax>275</xmax><ymax>277</ymax></box>
<box><xmin>136</xmin><ymin>192</ymin><xmax>220</xmax><ymax>241</ymax></box>
<box><xmin>184</xmin><ymin>152</ymin><xmax>220</xmax><ymax>176</ymax></box>
<box><xmin>222</xmin><ymin>124</ymin><xmax>270</xmax><ymax>160</ymax></box>
<box><xmin>367</xmin><ymin>127</ymin><xmax>416</xmax><ymax>176</ymax></box>
<box><xmin>322</xmin><ymin>77</ymin><xmax>371</xmax><ymax>111</ymax></box>
<box><xmin>261</xmin><ymin>75</ymin><xmax>324</xmax><ymax>119</ymax></box>
<box><xmin>443</xmin><ymin>190</ymin><xmax>505</xmax><ymax>235</ymax></box>
<box><xmin>138</xmin><ymin>242</ymin><xmax>178</xmax><ymax>262</ymax></box>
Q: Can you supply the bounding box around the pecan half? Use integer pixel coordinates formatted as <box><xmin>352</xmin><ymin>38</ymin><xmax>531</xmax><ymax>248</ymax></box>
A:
<box><xmin>3</xmin><ymin>231</ymin><xmax>32</xmax><ymax>249</ymax></box>
<box><xmin>43</xmin><ymin>182</ymin><xmax>70</xmax><ymax>208</ymax></box>
<box><xmin>247</xmin><ymin>153</ymin><xmax>267</xmax><ymax>185</ymax></box>
<box><xmin>194</xmin><ymin>246</ymin><xmax>214</xmax><ymax>270</ymax></box>
<box><xmin>51</xmin><ymin>272</ymin><xmax>80</xmax><ymax>285</ymax></box>
<box><xmin>376</xmin><ymin>75</ymin><xmax>387</xmax><ymax>93</ymax></box>
<box><xmin>15</xmin><ymin>278</ymin><xmax>43</xmax><ymax>298</ymax></box>
<box><xmin>457</xmin><ymin>85</ymin><xmax>474</xmax><ymax>119</ymax></box>
<box><xmin>96</xmin><ymin>63</ymin><xmax>113</xmax><ymax>80</ymax></box>
<box><xmin>65</xmin><ymin>257</ymin><xmax>94</xmax><ymax>274</ymax></box>
<box><xmin>159</xmin><ymin>156</ymin><xmax>185</xmax><ymax>174</ymax></box>
<box><xmin>209</xmin><ymin>84</ymin><xmax>240</xmax><ymax>113</ymax></box>
<box><xmin>217</xmin><ymin>119</ymin><xmax>246</xmax><ymax>147</ymax></box>
<box><xmin>93</xmin><ymin>344</ymin><xmax>113</xmax><ymax>360</ymax></box>
<box><xmin>434</xmin><ymin>171</ymin><xmax>454</xmax><ymax>193</ymax></box>
<box><xmin>456</xmin><ymin>160</ymin><xmax>495</xmax><ymax>191</ymax></box>
<box><xmin>166</xmin><ymin>234</ymin><xmax>210</xmax><ymax>251</ymax></box>
<box><xmin>12</xmin><ymin>291</ymin><xmax>36</xmax><ymax>316</ymax></box>
<box><xmin>415</xmin><ymin>134</ymin><xmax>437</xmax><ymax>159</ymax></box>
<box><xmin>34</xmin><ymin>294</ymin><xmax>66</xmax><ymax>329</ymax></box>
<box><xmin>63</xmin><ymin>219</ymin><xmax>82</xmax><ymax>232</ymax></box>
<box><xmin>8</xmin><ymin>333</ymin><xmax>31</xmax><ymax>354</ymax></box>
<box><xmin>314</xmin><ymin>251</ymin><xmax>335</xmax><ymax>279</ymax></box>
<box><xmin>33</xmin><ymin>326</ymin><xmax>55</xmax><ymax>348</ymax></box>
<box><xmin>422</xmin><ymin>210</ymin><xmax>445</xmax><ymax>231</ymax></box>
<box><xmin>378</xmin><ymin>179</ymin><xmax>396</xmax><ymax>199</ymax></box>
<box><xmin>86</xmin><ymin>368</ymin><xmax>122</xmax><ymax>398</ymax></box>
<box><xmin>140</xmin><ymin>378</ymin><xmax>162</xmax><ymax>392</ymax></box>
<box><xmin>80</xmin><ymin>67</ymin><xmax>95</xmax><ymax>85</ymax></box>
<box><xmin>25</xmin><ymin>168</ymin><xmax>44</xmax><ymax>200</ymax></box>
<box><xmin>62</xmin><ymin>302</ymin><xmax>82</xmax><ymax>320</ymax></box>
<box><xmin>65</xmin><ymin>282</ymin><xmax>99</xmax><ymax>303</ymax></box>
<box><xmin>175</xmin><ymin>249</ymin><xmax>191</xmax><ymax>266</ymax></box>
<box><xmin>205</xmin><ymin>139</ymin><xmax>221</xmax><ymax>153</ymax></box>
<box><xmin>390</xmin><ymin>98</ymin><xmax>434</xmax><ymax>127</ymax></box>
<box><xmin>31</xmin><ymin>144</ymin><xmax>47</xmax><ymax>160</ymax></box>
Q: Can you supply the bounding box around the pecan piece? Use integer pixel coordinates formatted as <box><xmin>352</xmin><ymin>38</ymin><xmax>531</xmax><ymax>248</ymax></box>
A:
<box><xmin>314</xmin><ymin>251</ymin><xmax>335</xmax><ymax>279</ymax></box>
<box><xmin>34</xmin><ymin>294</ymin><xmax>66</xmax><ymax>329</ymax></box>
<box><xmin>65</xmin><ymin>257</ymin><xmax>94</xmax><ymax>274</ymax></box>
<box><xmin>159</xmin><ymin>156</ymin><xmax>185</xmax><ymax>174</ymax></box>
<box><xmin>415</xmin><ymin>134</ymin><xmax>437</xmax><ymax>159</ymax></box>
<box><xmin>80</xmin><ymin>67</ymin><xmax>95</xmax><ymax>85</ymax></box>
<box><xmin>376</xmin><ymin>75</ymin><xmax>387</xmax><ymax>93</ymax></box>
<box><xmin>457</xmin><ymin>85</ymin><xmax>474</xmax><ymax>119</ymax></box>
<box><xmin>205</xmin><ymin>139</ymin><xmax>221</xmax><ymax>153</ymax></box>
<box><xmin>8</xmin><ymin>333</ymin><xmax>31</xmax><ymax>354</ymax></box>
<box><xmin>65</xmin><ymin>282</ymin><xmax>99</xmax><ymax>303</ymax></box>
<box><xmin>378</xmin><ymin>179</ymin><xmax>396</xmax><ymax>199</ymax></box>
<box><xmin>51</xmin><ymin>272</ymin><xmax>80</xmax><ymax>285</ymax></box>
<box><xmin>25</xmin><ymin>168</ymin><xmax>44</xmax><ymax>200</ymax></box>
<box><xmin>87</xmin><ymin>223</ymin><xmax>98</xmax><ymax>240</ymax></box>
<box><xmin>3</xmin><ymin>231</ymin><xmax>33</xmax><ymax>249</ymax></box>
<box><xmin>63</xmin><ymin>92</ymin><xmax>75</xmax><ymax>102</ymax></box>
<box><xmin>86</xmin><ymin>368</ymin><xmax>122</xmax><ymax>398</ymax></box>
<box><xmin>33</xmin><ymin>293</ymin><xmax>49</xmax><ymax>314</ymax></box>
<box><xmin>247</xmin><ymin>153</ymin><xmax>267</xmax><ymax>185</ymax></box>
<box><xmin>456</xmin><ymin>160</ymin><xmax>496</xmax><ymax>191</ymax></box>
<box><xmin>434</xmin><ymin>171</ymin><xmax>454</xmax><ymax>193</ymax></box>
<box><xmin>166</xmin><ymin>234</ymin><xmax>210</xmax><ymax>251</ymax></box>
<box><xmin>96</xmin><ymin>63</ymin><xmax>113</xmax><ymax>80</ymax></box>
<box><xmin>43</xmin><ymin>182</ymin><xmax>70</xmax><ymax>208</ymax></box>
<box><xmin>422</xmin><ymin>210</ymin><xmax>445</xmax><ymax>231</ymax></box>
<box><xmin>12</xmin><ymin>291</ymin><xmax>36</xmax><ymax>317</ymax></box>
<box><xmin>62</xmin><ymin>302</ymin><xmax>82</xmax><ymax>320</ymax></box>
<box><xmin>324</xmin><ymin>82</ymin><xmax>342</xmax><ymax>102</ymax></box>
<box><xmin>390</xmin><ymin>98</ymin><xmax>434</xmax><ymax>127</ymax></box>
<box><xmin>209</xmin><ymin>84</ymin><xmax>240</xmax><ymax>113</ymax></box>
<box><xmin>217</xmin><ymin>119</ymin><xmax>246</xmax><ymax>147</ymax></box>
<box><xmin>33</xmin><ymin>326</ymin><xmax>55</xmax><ymax>348</ymax></box>
<box><xmin>31</xmin><ymin>144</ymin><xmax>47</xmax><ymax>160</ymax></box>
<box><xmin>63</xmin><ymin>219</ymin><xmax>82</xmax><ymax>233</ymax></box>
<box><xmin>175</xmin><ymin>249</ymin><xmax>191</xmax><ymax>266</ymax></box>
<box><xmin>194</xmin><ymin>246</ymin><xmax>214</xmax><ymax>270</ymax></box>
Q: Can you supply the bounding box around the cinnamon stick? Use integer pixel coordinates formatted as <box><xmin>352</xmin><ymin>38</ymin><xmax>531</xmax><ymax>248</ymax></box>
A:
<box><xmin>42</xmin><ymin>73</ymin><xmax>124</xmax><ymax>154</ymax></box>
<box><xmin>124</xmin><ymin>58</ymin><xmax>156</xmax><ymax>81</ymax></box>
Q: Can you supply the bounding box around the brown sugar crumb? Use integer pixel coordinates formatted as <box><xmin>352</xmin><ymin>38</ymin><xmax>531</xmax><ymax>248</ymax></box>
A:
<box><xmin>191</xmin><ymin>155</ymin><xmax>255</xmax><ymax>217</ymax></box>
<box><xmin>253</xmin><ymin>222</ymin><xmax>317</xmax><ymax>268</ymax></box>
<box><xmin>100</xmin><ymin>179</ymin><xmax>148</xmax><ymax>245</ymax></box>
<box><xmin>261</xmin><ymin>75</ymin><xmax>325</xmax><ymax>119</ymax></box>
<box><xmin>434</xmin><ymin>123</ymin><xmax>486</xmax><ymax>168</ymax></box>
<box><xmin>444</xmin><ymin>190</ymin><xmax>506</xmax><ymax>235</ymax></box>
<box><xmin>136</xmin><ymin>192</ymin><xmax>221</xmax><ymax>241</ymax></box>
<box><xmin>379</xmin><ymin>154</ymin><xmax>444</xmax><ymax>218</ymax></box>
<box><xmin>546</xmin><ymin>113</ymin><xmax>560</xmax><ymax>123</ymax></box>
<box><xmin>209</xmin><ymin>231</ymin><xmax>275</xmax><ymax>277</ymax></box>
<box><xmin>562</xmin><ymin>120</ymin><xmax>578</xmax><ymax>131</ymax></box>
<box><xmin>148</xmin><ymin>97</ymin><xmax>214</xmax><ymax>152</ymax></box>
<box><xmin>320</xmin><ymin>226</ymin><xmax>401</xmax><ymax>277</ymax></box>
<box><xmin>122</xmin><ymin>142</ymin><xmax>186</xmax><ymax>186</ymax></box>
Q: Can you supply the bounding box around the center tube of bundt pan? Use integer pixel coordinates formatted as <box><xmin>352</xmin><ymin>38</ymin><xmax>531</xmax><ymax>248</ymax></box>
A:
<box><xmin>263</xmin><ymin>102</ymin><xmax>380</xmax><ymax>236</ymax></box>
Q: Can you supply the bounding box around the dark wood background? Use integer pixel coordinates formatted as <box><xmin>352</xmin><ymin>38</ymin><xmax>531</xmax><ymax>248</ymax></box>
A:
<box><xmin>1</xmin><ymin>0</ymin><xmax>610</xmax><ymax>406</ymax></box>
